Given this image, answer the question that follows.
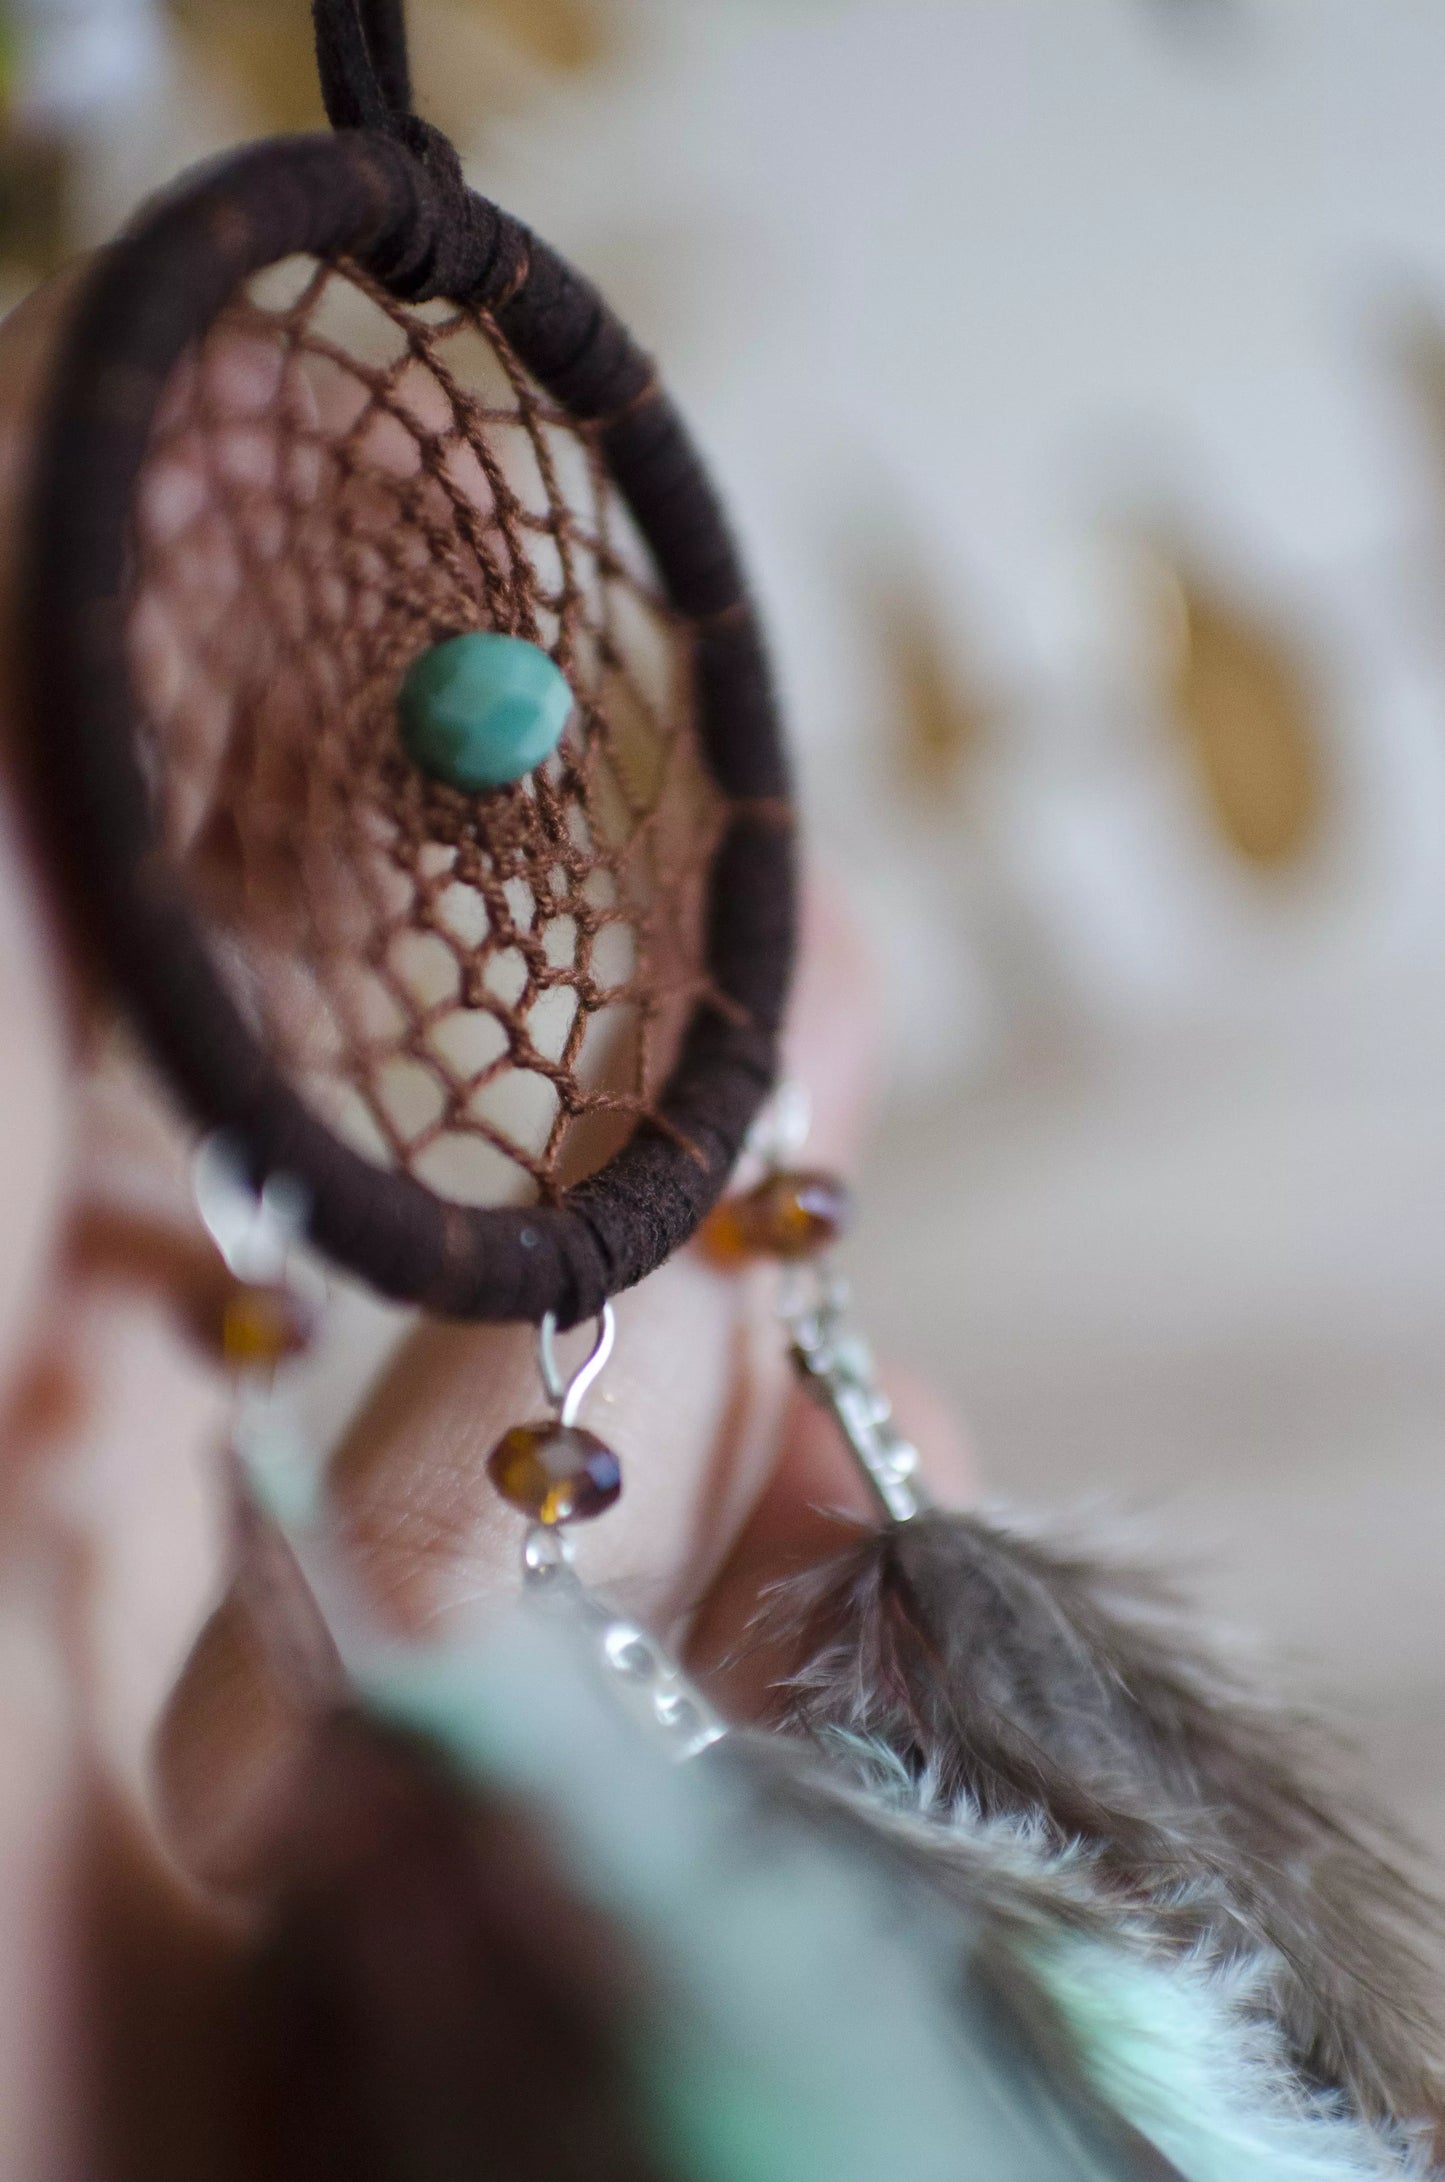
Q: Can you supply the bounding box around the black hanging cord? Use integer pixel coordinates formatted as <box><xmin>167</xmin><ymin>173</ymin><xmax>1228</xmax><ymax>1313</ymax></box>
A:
<box><xmin>311</xmin><ymin>0</ymin><xmax>479</xmax><ymax>275</ymax></box>
<box><xmin>358</xmin><ymin>0</ymin><xmax>412</xmax><ymax>114</ymax></box>
<box><xmin>312</xmin><ymin>0</ymin><xmax>413</xmax><ymax>131</ymax></box>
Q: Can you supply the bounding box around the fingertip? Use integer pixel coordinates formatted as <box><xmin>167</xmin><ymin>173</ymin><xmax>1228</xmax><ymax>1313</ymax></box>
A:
<box><xmin>155</xmin><ymin>1589</ymin><xmax>311</xmax><ymax>1897</ymax></box>
<box><xmin>685</xmin><ymin>1361</ymin><xmax>976</xmax><ymax>1720</ymax></box>
<box><xmin>886</xmin><ymin>1366</ymin><xmax>977</xmax><ymax>1509</ymax></box>
<box><xmin>783</xmin><ymin>868</ymin><xmax>884</xmax><ymax>1172</ymax></box>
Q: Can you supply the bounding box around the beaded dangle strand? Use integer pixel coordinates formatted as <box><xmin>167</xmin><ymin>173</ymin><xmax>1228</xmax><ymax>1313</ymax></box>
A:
<box><xmin>193</xmin><ymin>1136</ymin><xmax>725</xmax><ymax>1762</ymax></box>
<box><xmin>702</xmin><ymin>1087</ymin><xmax>926</xmax><ymax>1524</ymax></box>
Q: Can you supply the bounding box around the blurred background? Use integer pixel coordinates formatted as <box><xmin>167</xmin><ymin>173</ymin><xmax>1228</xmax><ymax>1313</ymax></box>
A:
<box><xmin>7</xmin><ymin>0</ymin><xmax>1445</xmax><ymax>1846</ymax></box>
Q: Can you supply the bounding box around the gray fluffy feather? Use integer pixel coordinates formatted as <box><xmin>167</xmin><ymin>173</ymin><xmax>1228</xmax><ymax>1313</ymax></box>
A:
<box><xmin>752</xmin><ymin>1508</ymin><xmax>1445</xmax><ymax>2139</ymax></box>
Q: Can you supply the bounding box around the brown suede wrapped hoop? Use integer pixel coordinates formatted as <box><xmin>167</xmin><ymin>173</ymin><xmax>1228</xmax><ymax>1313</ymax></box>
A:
<box><xmin>23</xmin><ymin>125</ymin><xmax>795</xmax><ymax>1326</ymax></box>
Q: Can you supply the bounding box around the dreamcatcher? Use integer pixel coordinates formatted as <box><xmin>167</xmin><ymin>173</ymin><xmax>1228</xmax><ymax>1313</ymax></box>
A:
<box><xmin>18</xmin><ymin>6</ymin><xmax>1445</xmax><ymax>2178</ymax></box>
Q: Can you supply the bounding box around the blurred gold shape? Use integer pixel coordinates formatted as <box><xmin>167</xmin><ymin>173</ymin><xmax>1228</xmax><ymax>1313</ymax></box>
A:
<box><xmin>872</xmin><ymin>583</ymin><xmax>991</xmax><ymax>799</ymax></box>
<box><xmin>1159</xmin><ymin>557</ymin><xmax>1323</xmax><ymax>869</ymax></box>
<box><xmin>167</xmin><ymin>0</ymin><xmax>617</xmax><ymax>136</ymax></box>
<box><xmin>472</xmin><ymin>0</ymin><xmax>615</xmax><ymax>74</ymax></box>
<box><xmin>166</xmin><ymin>0</ymin><xmax>326</xmax><ymax>131</ymax></box>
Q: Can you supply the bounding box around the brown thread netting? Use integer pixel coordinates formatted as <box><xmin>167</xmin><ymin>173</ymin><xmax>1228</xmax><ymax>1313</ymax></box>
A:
<box><xmin>127</xmin><ymin>255</ymin><xmax>726</xmax><ymax>1211</ymax></box>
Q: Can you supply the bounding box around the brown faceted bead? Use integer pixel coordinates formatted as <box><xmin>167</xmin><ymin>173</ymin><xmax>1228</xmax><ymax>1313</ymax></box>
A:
<box><xmin>190</xmin><ymin>1277</ymin><xmax>317</xmax><ymax>1371</ymax></box>
<box><xmin>487</xmin><ymin>1422</ymin><xmax>622</xmax><ymax>1527</ymax></box>
<box><xmin>702</xmin><ymin>1169</ymin><xmax>852</xmax><ymax>1265</ymax></box>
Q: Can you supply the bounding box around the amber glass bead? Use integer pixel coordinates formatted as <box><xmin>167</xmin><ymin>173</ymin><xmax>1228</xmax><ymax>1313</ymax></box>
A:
<box><xmin>487</xmin><ymin>1422</ymin><xmax>622</xmax><ymax>1526</ymax></box>
<box><xmin>702</xmin><ymin>1170</ymin><xmax>852</xmax><ymax>1265</ymax></box>
<box><xmin>216</xmin><ymin>1280</ymin><xmax>316</xmax><ymax>1371</ymax></box>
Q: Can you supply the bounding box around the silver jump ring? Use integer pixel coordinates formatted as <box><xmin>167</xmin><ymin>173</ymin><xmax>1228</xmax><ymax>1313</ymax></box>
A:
<box><xmin>538</xmin><ymin>1303</ymin><xmax>616</xmax><ymax>1428</ymax></box>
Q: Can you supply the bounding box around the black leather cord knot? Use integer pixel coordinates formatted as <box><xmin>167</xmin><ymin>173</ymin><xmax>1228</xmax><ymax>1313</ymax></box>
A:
<box><xmin>362</xmin><ymin>117</ymin><xmax>524</xmax><ymax>306</ymax></box>
<box><xmin>313</xmin><ymin>1</ymin><xmax>523</xmax><ymax>306</ymax></box>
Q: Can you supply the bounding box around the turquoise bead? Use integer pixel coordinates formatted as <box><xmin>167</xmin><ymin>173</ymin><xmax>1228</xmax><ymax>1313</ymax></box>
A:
<box><xmin>398</xmin><ymin>632</ymin><xmax>573</xmax><ymax>792</ymax></box>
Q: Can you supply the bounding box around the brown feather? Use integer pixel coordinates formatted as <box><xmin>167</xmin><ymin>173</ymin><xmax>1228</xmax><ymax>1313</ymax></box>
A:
<box><xmin>756</xmin><ymin>1509</ymin><xmax>1445</xmax><ymax>2135</ymax></box>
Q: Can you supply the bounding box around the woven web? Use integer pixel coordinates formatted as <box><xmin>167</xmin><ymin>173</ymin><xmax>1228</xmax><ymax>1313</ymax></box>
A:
<box><xmin>127</xmin><ymin>257</ymin><xmax>725</xmax><ymax>1208</ymax></box>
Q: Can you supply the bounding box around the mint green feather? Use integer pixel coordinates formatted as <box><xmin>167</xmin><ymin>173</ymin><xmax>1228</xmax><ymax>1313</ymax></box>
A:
<box><xmin>357</xmin><ymin>1609</ymin><xmax>1421</xmax><ymax>2182</ymax></box>
<box><xmin>360</xmin><ymin>1614</ymin><xmax>1128</xmax><ymax>2181</ymax></box>
<box><xmin>1036</xmin><ymin>1938</ymin><xmax>1421</xmax><ymax>2182</ymax></box>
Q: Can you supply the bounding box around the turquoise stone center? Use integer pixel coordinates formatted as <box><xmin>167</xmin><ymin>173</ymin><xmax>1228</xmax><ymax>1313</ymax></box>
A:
<box><xmin>398</xmin><ymin>631</ymin><xmax>573</xmax><ymax>792</ymax></box>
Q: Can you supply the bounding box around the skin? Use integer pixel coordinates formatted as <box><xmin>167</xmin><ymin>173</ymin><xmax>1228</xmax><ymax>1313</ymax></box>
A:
<box><xmin>0</xmin><ymin>275</ymin><xmax>972</xmax><ymax>2178</ymax></box>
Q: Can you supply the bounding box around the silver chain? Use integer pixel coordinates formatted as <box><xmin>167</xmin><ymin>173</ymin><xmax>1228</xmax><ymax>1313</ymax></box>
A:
<box><xmin>746</xmin><ymin>1077</ymin><xmax>930</xmax><ymax>1523</ymax></box>
<box><xmin>521</xmin><ymin>1303</ymin><xmax>727</xmax><ymax>1761</ymax></box>
<box><xmin>782</xmin><ymin>1269</ymin><xmax>929</xmax><ymax>1524</ymax></box>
